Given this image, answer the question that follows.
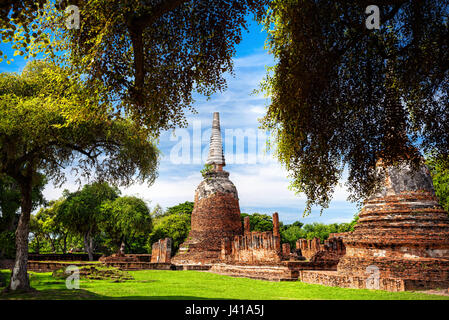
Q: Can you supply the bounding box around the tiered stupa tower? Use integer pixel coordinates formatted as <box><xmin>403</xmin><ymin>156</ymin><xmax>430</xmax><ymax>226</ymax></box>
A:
<box><xmin>336</xmin><ymin>160</ymin><xmax>449</xmax><ymax>290</ymax></box>
<box><xmin>172</xmin><ymin>112</ymin><xmax>242</xmax><ymax>265</ymax></box>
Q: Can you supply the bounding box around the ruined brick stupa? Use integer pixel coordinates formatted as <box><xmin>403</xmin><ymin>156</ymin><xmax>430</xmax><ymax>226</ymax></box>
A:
<box><xmin>172</xmin><ymin>112</ymin><xmax>242</xmax><ymax>264</ymax></box>
<box><xmin>301</xmin><ymin>159</ymin><xmax>449</xmax><ymax>291</ymax></box>
<box><xmin>337</xmin><ymin>160</ymin><xmax>449</xmax><ymax>289</ymax></box>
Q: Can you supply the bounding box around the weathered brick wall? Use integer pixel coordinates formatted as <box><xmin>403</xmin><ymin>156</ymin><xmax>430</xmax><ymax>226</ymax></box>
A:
<box><xmin>337</xmin><ymin>256</ymin><xmax>449</xmax><ymax>282</ymax></box>
<box><xmin>328</xmin><ymin>232</ymin><xmax>347</xmax><ymax>238</ymax></box>
<box><xmin>26</xmin><ymin>260</ymin><xmax>174</xmax><ymax>272</ymax></box>
<box><xmin>102</xmin><ymin>262</ymin><xmax>173</xmax><ymax>271</ymax></box>
<box><xmin>25</xmin><ymin>261</ymin><xmax>94</xmax><ymax>272</ymax></box>
<box><xmin>28</xmin><ymin>253</ymin><xmax>103</xmax><ymax>261</ymax></box>
<box><xmin>296</xmin><ymin>237</ymin><xmax>346</xmax><ymax>261</ymax></box>
<box><xmin>220</xmin><ymin>213</ymin><xmax>285</xmax><ymax>265</ymax></box>
<box><xmin>282</xmin><ymin>243</ymin><xmax>291</xmax><ymax>260</ymax></box>
<box><xmin>299</xmin><ymin>270</ymin><xmax>407</xmax><ymax>292</ymax></box>
<box><xmin>99</xmin><ymin>254</ymin><xmax>151</xmax><ymax>263</ymax></box>
<box><xmin>221</xmin><ymin>232</ymin><xmax>282</xmax><ymax>265</ymax></box>
<box><xmin>209</xmin><ymin>264</ymin><xmax>297</xmax><ymax>281</ymax></box>
<box><xmin>150</xmin><ymin>238</ymin><xmax>172</xmax><ymax>263</ymax></box>
<box><xmin>296</xmin><ymin>238</ymin><xmax>321</xmax><ymax>260</ymax></box>
<box><xmin>210</xmin><ymin>260</ymin><xmax>339</xmax><ymax>281</ymax></box>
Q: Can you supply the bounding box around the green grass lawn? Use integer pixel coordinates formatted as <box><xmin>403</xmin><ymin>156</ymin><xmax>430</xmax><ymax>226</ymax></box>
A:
<box><xmin>1</xmin><ymin>269</ymin><xmax>448</xmax><ymax>300</ymax></box>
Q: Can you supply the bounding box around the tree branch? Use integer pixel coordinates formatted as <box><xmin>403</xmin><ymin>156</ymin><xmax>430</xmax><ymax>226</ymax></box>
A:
<box><xmin>131</xmin><ymin>0</ymin><xmax>191</xmax><ymax>29</ymax></box>
<box><xmin>126</xmin><ymin>0</ymin><xmax>191</xmax><ymax>101</ymax></box>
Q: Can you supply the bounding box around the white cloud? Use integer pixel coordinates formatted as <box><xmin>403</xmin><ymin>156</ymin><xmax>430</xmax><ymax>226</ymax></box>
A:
<box><xmin>250</xmin><ymin>106</ymin><xmax>266</xmax><ymax>114</ymax></box>
<box><xmin>119</xmin><ymin>173</ymin><xmax>201</xmax><ymax>208</ymax></box>
<box><xmin>233</xmin><ymin>53</ymin><xmax>274</xmax><ymax>69</ymax></box>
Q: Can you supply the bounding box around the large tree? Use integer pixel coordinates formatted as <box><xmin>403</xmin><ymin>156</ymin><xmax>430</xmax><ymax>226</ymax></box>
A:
<box><xmin>99</xmin><ymin>196</ymin><xmax>152</xmax><ymax>254</ymax></box>
<box><xmin>147</xmin><ymin>201</ymin><xmax>194</xmax><ymax>253</ymax></box>
<box><xmin>0</xmin><ymin>61</ymin><xmax>159</xmax><ymax>291</ymax></box>
<box><xmin>56</xmin><ymin>182</ymin><xmax>120</xmax><ymax>260</ymax></box>
<box><xmin>260</xmin><ymin>0</ymin><xmax>449</xmax><ymax>213</ymax></box>
<box><xmin>1</xmin><ymin>0</ymin><xmax>268</xmax><ymax>132</ymax></box>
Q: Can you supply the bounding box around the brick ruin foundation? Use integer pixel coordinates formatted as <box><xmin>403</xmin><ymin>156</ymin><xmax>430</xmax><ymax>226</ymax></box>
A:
<box><xmin>220</xmin><ymin>214</ymin><xmax>284</xmax><ymax>265</ymax></box>
<box><xmin>296</xmin><ymin>237</ymin><xmax>345</xmax><ymax>261</ymax></box>
<box><xmin>95</xmin><ymin>238</ymin><xmax>173</xmax><ymax>270</ymax></box>
<box><xmin>28</xmin><ymin>253</ymin><xmax>103</xmax><ymax>261</ymax></box>
<box><xmin>210</xmin><ymin>212</ymin><xmax>346</xmax><ymax>280</ymax></box>
<box><xmin>299</xmin><ymin>160</ymin><xmax>449</xmax><ymax>291</ymax></box>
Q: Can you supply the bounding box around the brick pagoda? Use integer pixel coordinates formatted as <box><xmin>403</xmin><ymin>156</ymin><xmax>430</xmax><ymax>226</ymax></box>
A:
<box><xmin>300</xmin><ymin>159</ymin><xmax>449</xmax><ymax>291</ymax></box>
<box><xmin>172</xmin><ymin>112</ymin><xmax>243</xmax><ymax>265</ymax></box>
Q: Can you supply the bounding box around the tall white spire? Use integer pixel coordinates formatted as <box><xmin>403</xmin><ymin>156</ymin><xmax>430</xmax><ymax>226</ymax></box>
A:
<box><xmin>206</xmin><ymin>112</ymin><xmax>225</xmax><ymax>167</ymax></box>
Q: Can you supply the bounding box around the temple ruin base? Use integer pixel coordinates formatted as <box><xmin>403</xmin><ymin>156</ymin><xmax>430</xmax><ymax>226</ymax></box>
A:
<box><xmin>299</xmin><ymin>270</ymin><xmax>449</xmax><ymax>292</ymax></box>
<box><xmin>208</xmin><ymin>260</ymin><xmax>339</xmax><ymax>282</ymax></box>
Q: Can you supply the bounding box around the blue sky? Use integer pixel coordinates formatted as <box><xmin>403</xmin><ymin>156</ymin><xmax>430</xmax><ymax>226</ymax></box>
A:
<box><xmin>0</xmin><ymin>17</ymin><xmax>358</xmax><ymax>225</ymax></box>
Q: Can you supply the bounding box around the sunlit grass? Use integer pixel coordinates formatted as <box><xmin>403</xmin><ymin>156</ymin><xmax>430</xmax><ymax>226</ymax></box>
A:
<box><xmin>0</xmin><ymin>269</ymin><xmax>447</xmax><ymax>300</ymax></box>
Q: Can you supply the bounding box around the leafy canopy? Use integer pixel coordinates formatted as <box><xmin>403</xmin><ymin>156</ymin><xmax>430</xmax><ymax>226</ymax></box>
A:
<box><xmin>56</xmin><ymin>182</ymin><xmax>120</xmax><ymax>237</ymax></box>
<box><xmin>260</xmin><ymin>0</ymin><xmax>449</xmax><ymax>214</ymax></box>
<box><xmin>427</xmin><ymin>156</ymin><xmax>449</xmax><ymax>213</ymax></box>
<box><xmin>240</xmin><ymin>213</ymin><xmax>274</xmax><ymax>232</ymax></box>
<box><xmin>0</xmin><ymin>51</ymin><xmax>160</xmax><ymax>291</ymax></box>
<box><xmin>0</xmin><ymin>174</ymin><xmax>46</xmax><ymax>259</ymax></box>
<box><xmin>164</xmin><ymin>201</ymin><xmax>194</xmax><ymax>216</ymax></box>
<box><xmin>0</xmin><ymin>174</ymin><xmax>46</xmax><ymax>229</ymax></box>
<box><xmin>1</xmin><ymin>0</ymin><xmax>268</xmax><ymax>134</ymax></box>
<box><xmin>280</xmin><ymin>219</ymin><xmax>357</xmax><ymax>248</ymax></box>
<box><xmin>148</xmin><ymin>212</ymin><xmax>191</xmax><ymax>253</ymax></box>
<box><xmin>100</xmin><ymin>196</ymin><xmax>153</xmax><ymax>249</ymax></box>
<box><xmin>0</xmin><ymin>60</ymin><xmax>160</xmax><ymax>189</ymax></box>
<box><xmin>30</xmin><ymin>199</ymin><xmax>74</xmax><ymax>254</ymax></box>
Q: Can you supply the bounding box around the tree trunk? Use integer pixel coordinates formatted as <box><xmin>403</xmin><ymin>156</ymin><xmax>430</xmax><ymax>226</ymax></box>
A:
<box><xmin>48</xmin><ymin>236</ymin><xmax>56</xmax><ymax>253</ymax></box>
<box><xmin>83</xmin><ymin>230</ymin><xmax>93</xmax><ymax>261</ymax></box>
<box><xmin>8</xmin><ymin>182</ymin><xmax>33</xmax><ymax>292</ymax></box>
<box><xmin>35</xmin><ymin>236</ymin><xmax>40</xmax><ymax>254</ymax></box>
<box><xmin>89</xmin><ymin>235</ymin><xmax>94</xmax><ymax>260</ymax></box>
<box><xmin>62</xmin><ymin>234</ymin><xmax>67</xmax><ymax>254</ymax></box>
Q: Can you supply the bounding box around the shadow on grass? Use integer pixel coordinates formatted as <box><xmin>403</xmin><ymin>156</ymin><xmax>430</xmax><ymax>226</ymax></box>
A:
<box><xmin>0</xmin><ymin>288</ymin><xmax>105</xmax><ymax>300</ymax></box>
<box><xmin>0</xmin><ymin>288</ymin><xmax>227</xmax><ymax>300</ymax></box>
<box><xmin>0</xmin><ymin>271</ymin><xmax>225</xmax><ymax>300</ymax></box>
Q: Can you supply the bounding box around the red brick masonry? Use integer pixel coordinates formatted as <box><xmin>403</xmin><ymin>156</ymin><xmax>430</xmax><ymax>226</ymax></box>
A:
<box><xmin>300</xmin><ymin>161</ymin><xmax>449</xmax><ymax>291</ymax></box>
<box><xmin>296</xmin><ymin>237</ymin><xmax>345</xmax><ymax>261</ymax></box>
<box><xmin>220</xmin><ymin>213</ymin><xmax>283</xmax><ymax>265</ymax></box>
<box><xmin>151</xmin><ymin>238</ymin><xmax>172</xmax><ymax>263</ymax></box>
<box><xmin>173</xmin><ymin>170</ymin><xmax>243</xmax><ymax>265</ymax></box>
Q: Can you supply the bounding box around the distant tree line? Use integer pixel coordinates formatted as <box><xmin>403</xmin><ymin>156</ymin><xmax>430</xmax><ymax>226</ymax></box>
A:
<box><xmin>241</xmin><ymin>212</ymin><xmax>358</xmax><ymax>249</ymax></box>
<box><xmin>27</xmin><ymin>182</ymin><xmax>155</xmax><ymax>260</ymax></box>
